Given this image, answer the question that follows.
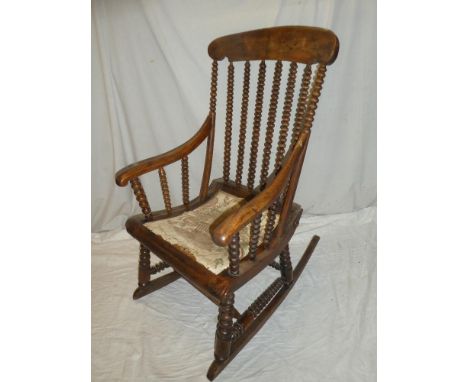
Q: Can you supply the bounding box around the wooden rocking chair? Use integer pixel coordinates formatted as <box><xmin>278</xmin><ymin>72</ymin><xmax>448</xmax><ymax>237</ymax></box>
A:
<box><xmin>115</xmin><ymin>26</ymin><xmax>339</xmax><ymax>380</ymax></box>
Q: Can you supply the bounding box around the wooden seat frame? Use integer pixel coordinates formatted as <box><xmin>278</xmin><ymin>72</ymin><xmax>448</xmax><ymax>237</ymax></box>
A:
<box><xmin>115</xmin><ymin>26</ymin><xmax>339</xmax><ymax>380</ymax></box>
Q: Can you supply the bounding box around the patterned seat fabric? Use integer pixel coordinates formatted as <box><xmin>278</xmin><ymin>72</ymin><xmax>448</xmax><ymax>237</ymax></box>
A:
<box><xmin>144</xmin><ymin>191</ymin><xmax>275</xmax><ymax>274</ymax></box>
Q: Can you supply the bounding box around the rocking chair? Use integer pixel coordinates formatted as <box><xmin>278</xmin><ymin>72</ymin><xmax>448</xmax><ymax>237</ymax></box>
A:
<box><xmin>115</xmin><ymin>26</ymin><xmax>339</xmax><ymax>380</ymax></box>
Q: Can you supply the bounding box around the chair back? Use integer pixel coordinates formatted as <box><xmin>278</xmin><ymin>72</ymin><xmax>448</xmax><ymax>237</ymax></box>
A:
<box><xmin>207</xmin><ymin>26</ymin><xmax>339</xmax><ymax>190</ymax></box>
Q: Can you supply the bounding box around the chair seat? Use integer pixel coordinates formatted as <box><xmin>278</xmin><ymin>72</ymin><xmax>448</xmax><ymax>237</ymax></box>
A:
<box><xmin>144</xmin><ymin>190</ymin><xmax>275</xmax><ymax>274</ymax></box>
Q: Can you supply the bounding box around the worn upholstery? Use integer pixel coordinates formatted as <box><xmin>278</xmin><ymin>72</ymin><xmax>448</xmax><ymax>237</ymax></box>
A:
<box><xmin>144</xmin><ymin>191</ymin><xmax>276</xmax><ymax>274</ymax></box>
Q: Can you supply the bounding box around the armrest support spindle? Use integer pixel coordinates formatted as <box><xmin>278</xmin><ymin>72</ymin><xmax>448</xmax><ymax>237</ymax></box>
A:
<box><xmin>181</xmin><ymin>156</ymin><xmax>189</xmax><ymax>209</ymax></box>
<box><xmin>228</xmin><ymin>233</ymin><xmax>240</xmax><ymax>276</ymax></box>
<box><xmin>248</xmin><ymin>214</ymin><xmax>262</xmax><ymax>260</ymax></box>
<box><xmin>130</xmin><ymin>177</ymin><xmax>152</xmax><ymax>221</ymax></box>
<box><xmin>158</xmin><ymin>167</ymin><xmax>172</xmax><ymax>213</ymax></box>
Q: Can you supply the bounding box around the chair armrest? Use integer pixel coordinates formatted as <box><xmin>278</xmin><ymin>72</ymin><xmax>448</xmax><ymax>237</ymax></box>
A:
<box><xmin>115</xmin><ymin>114</ymin><xmax>213</xmax><ymax>186</ymax></box>
<box><xmin>209</xmin><ymin>129</ymin><xmax>309</xmax><ymax>246</ymax></box>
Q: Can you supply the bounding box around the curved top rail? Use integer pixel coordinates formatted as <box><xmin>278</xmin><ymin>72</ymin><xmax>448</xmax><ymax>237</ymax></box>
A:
<box><xmin>208</xmin><ymin>26</ymin><xmax>339</xmax><ymax>65</ymax></box>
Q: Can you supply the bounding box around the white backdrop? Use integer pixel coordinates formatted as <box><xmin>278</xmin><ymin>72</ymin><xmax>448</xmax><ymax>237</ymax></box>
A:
<box><xmin>92</xmin><ymin>0</ymin><xmax>376</xmax><ymax>233</ymax></box>
<box><xmin>91</xmin><ymin>2</ymin><xmax>376</xmax><ymax>380</ymax></box>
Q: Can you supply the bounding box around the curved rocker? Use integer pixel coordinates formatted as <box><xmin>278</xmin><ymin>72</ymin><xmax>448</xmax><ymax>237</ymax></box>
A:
<box><xmin>207</xmin><ymin>236</ymin><xmax>320</xmax><ymax>381</ymax></box>
<box><xmin>115</xmin><ymin>26</ymin><xmax>339</xmax><ymax>380</ymax></box>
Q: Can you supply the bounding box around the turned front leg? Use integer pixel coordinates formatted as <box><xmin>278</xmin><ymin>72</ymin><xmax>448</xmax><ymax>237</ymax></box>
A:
<box><xmin>214</xmin><ymin>291</ymin><xmax>235</xmax><ymax>361</ymax></box>
<box><xmin>138</xmin><ymin>244</ymin><xmax>151</xmax><ymax>287</ymax></box>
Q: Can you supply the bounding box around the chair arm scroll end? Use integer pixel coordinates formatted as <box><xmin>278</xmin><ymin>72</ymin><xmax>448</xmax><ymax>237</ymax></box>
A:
<box><xmin>115</xmin><ymin>170</ymin><xmax>131</xmax><ymax>187</ymax></box>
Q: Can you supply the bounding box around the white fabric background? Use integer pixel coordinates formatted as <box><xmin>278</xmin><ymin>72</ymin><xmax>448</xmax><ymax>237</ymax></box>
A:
<box><xmin>91</xmin><ymin>0</ymin><xmax>376</xmax><ymax>232</ymax></box>
<box><xmin>92</xmin><ymin>207</ymin><xmax>376</xmax><ymax>382</ymax></box>
<box><xmin>91</xmin><ymin>1</ymin><xmax>376</xmax><ymax>381</ymax></box>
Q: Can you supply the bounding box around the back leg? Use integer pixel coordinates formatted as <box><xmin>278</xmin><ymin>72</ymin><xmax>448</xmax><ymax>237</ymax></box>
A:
<box><xmin>279</xmin><ymin>244</ymin><xmax>293</xmax><ymax>284</ymax></box>
<box><xmin>268</xmin><ymin>244</ymin><xmax>293</xmax><ymax>284</ymax></box>
<box><xmin>138</xmin><ymin>243</ymin><xmax>151</xmax><ymax>288</ymax></box>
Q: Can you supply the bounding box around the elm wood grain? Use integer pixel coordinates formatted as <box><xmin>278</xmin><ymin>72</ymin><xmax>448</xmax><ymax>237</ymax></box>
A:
<box><xmin>216</xmin><ymin>177</ymin><xmax>283</xmax><ymax>204</ymax></box>
<box><xmin>126</xmin><ymin>181</ymin><xmax>225</xmax><ymax>303</ymax></box>
<box><xmin>125</xmin><ymin>194</ymin><xmax>301</xmax><ymax>299</ymax></box>
<box><xmin>131</xmin><ymin>177</ymin><xmax>256</xmax><ymax>223</ymax></box>
<box><xmin>158</xmin><ymin>167</ymin><xmax>172</xmax><ymax>213</ymax></box>
<box><xmin>247</xmin><ymin>277</ymin><xmax>284</xmax><ymax>317</ymax></box>
<box><xmin>223</xmin><ymin>62</ymin><xmax>234</xmax><ymax>182</ymax></box>
<box><xmin>207</xmin><ymin>235</ymin><xmax>321</xmax><ymax>380</ymax></box>
<box><xmin>302</xmin><ymin>63</ymin><xmax>327</xmax><ymax>131</ymax></box>
<box><xmin>203</xmin><ymin>60</ymin><xmax>217</xmax><ymax>200</ymax></box>
<box><xmin>228</xmin><ymin>278</ymin><xmax>286</xmax><ymax>345</ymax></box>
<box><xmin>279</xmin><ymin>245</ymin><xmax>293</xmax><ymax>284</ymax></box>
<box><xmin>263</xmin><ymin>199</ymin><xmax>279</xmax><ymax>247</ymax></box>
<box><xmin>214</xmin><ymin>292</ymin><xmax>235</xmax><ymax>361</ymax></box>
<box><xmin>209</xmin><ymin>60</ymin><xmax>218</xmax><ymax>114</ymax></box>
<box><xmin>217</xmin><ymin>204</ymin><xmax>302</xmax><ymax>293</ymax></box>
<box><xmin>291</xmin><ymin>64</ymin><xmax>312</xmax><ymax>145</ymax></box>
<box><xmin>200</xmin><ymin>113</ymin><xmax>215</xmax><ymax>201</ymax></box>
<box><xmin>115</xmin><ymin>113</ymin><xmax>214</xmax><ymax>187</ymax></box>
<box><xmin>235</xmin><ymin>61</ymin><xmax>250</xmax><ymax>185</ymax></box>
<box><xmin>268</xmin><ymin>260</ymin><xmax>281</xmax><ymax>270</ymax></box>
<box><xmin>228</xmin><ymin>233</ymin><xmax>240</xmax><ymax>276</ymax></box>
<box><xmin>259</xmin><ymin>60</ymin><xmax>282</xmax><ymax>189</ymax></box>
<box><xmin>277</xmin><ymin>132</ymin><xmax>309</xmax><ymax>237</ymax></box>
<box><xmin>214</xmin><ymin>180</ymin><xmax>279</xmax><ymax>261</ymax></box>
<box><xmin>248</xmin><ymin>214</ymin><xmax>262</xmax><ymax>260</ymax></box>
<box><xmin>181</xmin><ymin>156</ymin><xmax>190</xmax><ymax>208</ymax></box>
<box><xmin>125</xmin><ymin>187</ymin><xmax>229</xmax><ymax>303</ymax></box>
<box><xmin>247</xmin><ymin>60</ymin><xmax>266</xmax><ymax>190</ymax></box>
<box><xmin>128</xmin><ymin>177</ymin><xmax>262</xmax><ymax>227</ymax></box>
<box><xmin>133</xmin><ymin>268</ymin><xmax>241</xmax><ymax>321</ymax></box>
<box><xmin>115</xmin><ymin>25</ymin><xmax>339</xmax><ymax>381</ymax></box>
<box><xmin>213</xmin><ymin>178</ymin><xmax>252</xmax><ymax>199</ymax></box>
<box><xmin>208</xmin><ymin>26</ymin><xmax>339</xmax><ymax>65</ymax></box>
<box><xmin>130</xmin><ymin>178</ymin><xmax>152</xmax><ymax>221</ymax></box>
<box><xmin>127</xmin><ymin>218</ymin><xmax>228</xmax><ymax>304</ymax></box>
<box><xmin>138</xmin><ymin>244</ymin><xmax>151</xmax><ymax>287</ymax></box>
<box><xmin>133</xmin><ymin>271</ymin><xmax>181</xmax><ymax>300</ymax></box>
<box><xmin>150</xmin><ymin>261</ymin><xmax>170</xmax><ymax>275</ymax></box>
<box><xmin>210</xmin><ymin>129</ymin><xmax>309</xmax><ymax>247</ymax></box>
<box><xmin>233</xmin><ymin>237</ymin><xmax>318</xmax><ymax>331</ymax></box>
<box><xmin>274</xmin><ymin>62</ymin><xmax>297</xmax><ymax>173</ymax></box>
<box><xmin>215</xmin><ymin>129</ymin><xmax>307</xmax><ymax>273</ymax></box>
<box><xmin>275</xmin><ymin>63</ymin><xmax>326</xmax><ymax>237</ymax></box>
<box><xmin>143</xmin><ymin>180</ymin><xmax>224</xmax><ymax>224</ymax></box>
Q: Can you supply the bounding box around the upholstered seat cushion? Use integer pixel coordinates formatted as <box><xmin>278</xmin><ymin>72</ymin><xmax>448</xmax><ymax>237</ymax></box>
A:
<box><xmin>144</xmin><ymin>190</ymin><xmax>275</xmax><ymax>274</ymax></box>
